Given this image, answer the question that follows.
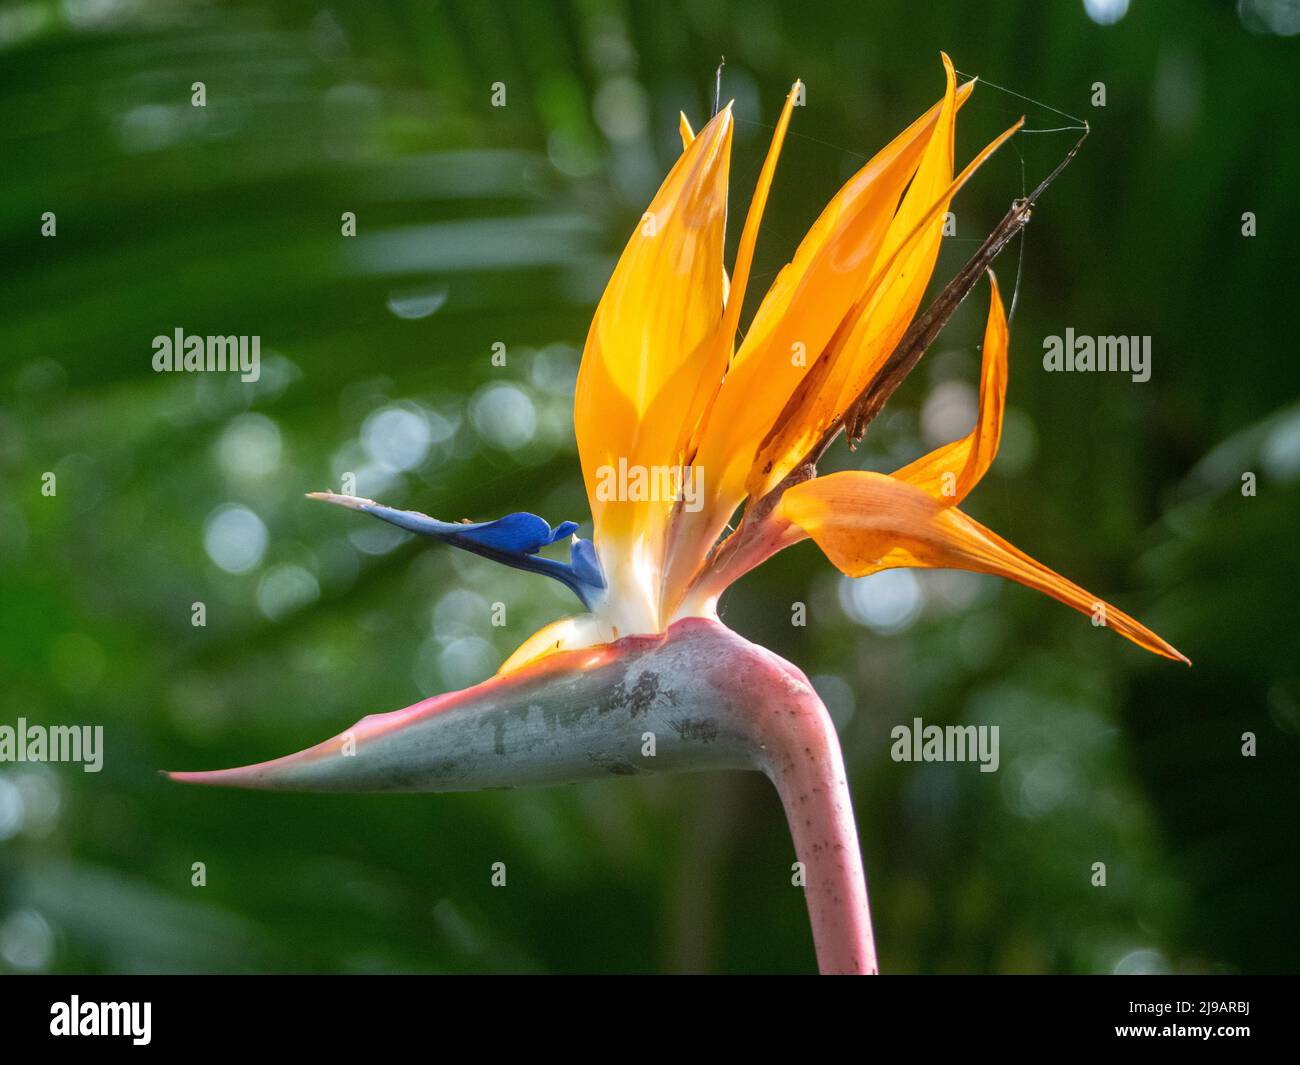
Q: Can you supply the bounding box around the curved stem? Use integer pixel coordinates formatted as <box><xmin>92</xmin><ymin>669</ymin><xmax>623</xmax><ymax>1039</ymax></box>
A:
<box><xmin>731</xmin><ymin>643</ymin><xmax>878</xmax><ymax>975</ymax></box>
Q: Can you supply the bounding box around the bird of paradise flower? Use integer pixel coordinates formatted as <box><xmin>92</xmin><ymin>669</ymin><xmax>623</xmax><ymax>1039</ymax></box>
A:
<box><xmin>171</xmin><ymin>54</ymin><xmax>1187</xmax><ymax>975</ymax></box>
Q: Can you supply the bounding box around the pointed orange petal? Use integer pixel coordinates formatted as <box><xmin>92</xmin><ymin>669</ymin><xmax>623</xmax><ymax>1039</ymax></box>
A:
<box><xmin>667</xmin><ymin>70</ymin><xmax>978</xmax><ymax>605</ymax></box>
<box><xmin>679</xmin><ymin>111</ymin><xmax>695</xmax><ymax>150</ymax></box>
<box><xmin>735</xmin><ymin>71</ymin><xmax>975</xmax><ymax>374</ymax></box>
<box><xmin>718</xmin><ymin>80</ymin><xmax>801</xmax><ymax>366</ymax></box>
<box><xmin>674</xmin><ymin>81</ymin><xmax>802</xmax><ymax>466</ymax></box>
<box><xmin>780</xmin><ymin>471</ymin><xmax>1189</xmax><ymax>663</ymax></box>
<box><xmin>574</xmin><ymin>104</ymin><xmax>732</xmax><ymax>546</ymax></box>
<box><xmin>893</xmin><ymin>271</ymin><xmax>1008</xmax><ymax>503</ymax></box>
<box><xmin>732</xmin><ymin>51</ymin><xmax>960</xmax><ymax>502</ymax></box>
<box><xmin>746</xmin><ymin>109</ymin><xmax>1022</xmax><ymax>500</ymax></box>
<box><xmin>680</xmin><ymin>112</ymin><xmax>734</xmax><ymax>318</ymax></box>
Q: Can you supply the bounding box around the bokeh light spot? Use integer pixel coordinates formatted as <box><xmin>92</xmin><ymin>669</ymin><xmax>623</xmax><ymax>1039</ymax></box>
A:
<box><xmin>203</xmin><ymin>503</ymin><xmax>268</xmax><ymax>574</ymax></box>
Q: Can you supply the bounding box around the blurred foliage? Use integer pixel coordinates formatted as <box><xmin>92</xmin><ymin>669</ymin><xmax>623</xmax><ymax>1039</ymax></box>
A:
<box><xmin>0</xmin><ymin>0</ymin><xmax>1297</xmax><ymax>974</ymax></box>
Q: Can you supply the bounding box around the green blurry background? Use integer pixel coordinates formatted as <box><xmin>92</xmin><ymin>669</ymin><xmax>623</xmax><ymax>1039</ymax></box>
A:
<box><xmin>1</xmin><ymin>0</ymin><xmax>1297</xmax><ymax>974</ymax></box>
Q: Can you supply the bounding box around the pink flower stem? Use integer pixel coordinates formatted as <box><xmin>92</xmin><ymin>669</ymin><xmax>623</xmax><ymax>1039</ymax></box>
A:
<box><xmin>733</xmin><ymin>641</ymin><xmax>879</xmax><ymax>975</ymax></box>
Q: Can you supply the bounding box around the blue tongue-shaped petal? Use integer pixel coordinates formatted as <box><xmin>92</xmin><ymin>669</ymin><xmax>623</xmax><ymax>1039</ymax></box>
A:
<box><xmin>308</xmin><ymin>493</ymin><xmax>603</xmax><ymax>607</ymax></box>
<box><xmin>457</xmin><ymin>513</ymin><xmax>579</xmax><ymax>553</ymax></box>
<box><xmin>569</xmin><ymin>537</ymin><xmax>604</xmax><ymax>589</ymax></box>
